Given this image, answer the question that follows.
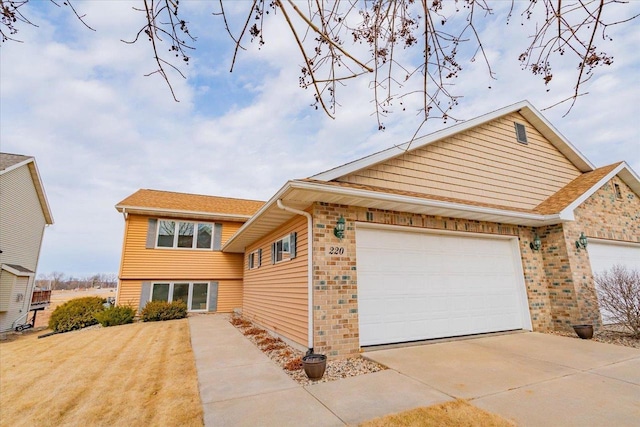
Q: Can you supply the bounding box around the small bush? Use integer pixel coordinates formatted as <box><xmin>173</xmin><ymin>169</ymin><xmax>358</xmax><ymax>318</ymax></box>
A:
<box><xmin>95</xmin><ymin>305</ymin><xmax>136</xmax><ymax>327</ymax></box>
<box><xmin>141</xmin><ymin>300</ymin><xmax>187</xmax><ymax>322</ymax></box>
<box><xmin>48</xmin><ymin>297</ymin><xmax>106</xmax><ymax>333</ymax></box>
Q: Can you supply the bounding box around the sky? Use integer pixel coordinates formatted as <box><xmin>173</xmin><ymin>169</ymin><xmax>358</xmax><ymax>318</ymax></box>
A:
<box><xmin>1</xmin><ymin>1</ymin><xmax>639</xmax><ymax>278</ymax></box>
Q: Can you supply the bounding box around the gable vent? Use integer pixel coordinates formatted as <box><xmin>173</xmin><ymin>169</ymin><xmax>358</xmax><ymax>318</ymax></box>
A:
<box><xmin>514</xmin><ymin>122</ymin><xmax>528</xmax><ymax>144</ymax></box>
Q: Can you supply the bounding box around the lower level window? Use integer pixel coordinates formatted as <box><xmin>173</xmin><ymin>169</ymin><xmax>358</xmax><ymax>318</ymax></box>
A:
<box><xmin>151</xmin><ymin>282</ymin><xmax>209</xmax><ymax>311</ymax></box>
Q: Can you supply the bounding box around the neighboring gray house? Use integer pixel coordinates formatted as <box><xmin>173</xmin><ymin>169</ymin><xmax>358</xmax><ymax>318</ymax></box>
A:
<box><xmin>0</xmin><ymin>153</ymin><xmax>54</xmax><ymax>332</ymax></box>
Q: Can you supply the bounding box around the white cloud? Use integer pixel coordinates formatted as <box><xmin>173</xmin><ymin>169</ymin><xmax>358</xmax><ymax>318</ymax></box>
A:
<box><xmin>1</xmin><ymin>1</ymin><xmax>638</xmax><ymax>276</ymax></box>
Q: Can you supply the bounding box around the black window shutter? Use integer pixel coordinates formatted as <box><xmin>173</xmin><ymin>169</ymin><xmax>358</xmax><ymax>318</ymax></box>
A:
<box><xmin>213</xmin><ymin>223</ymin><xmax>223</xmax><ymax>250</ymax></box>
<box><xmin>271</xmin><ymin>243</ymin><xmax>276</xmax><ymax>264</ymax></box>
<box><xmin>208</xmin><ymin>281</ymin><xmax>218</xmax><ymax>312</ymax></box>
<box><xmin>257</xmin><ymin>248</ymin><xmax>262</xmax><ymax>267</ymax></box>
<box><xmin>146</xmin><ymin>219</ymin><xmax>157</xmax><ymax>249</ymax></box>
<box><xmin>139</xmin><ymin>282</ymin><xmax>152</xmax><ymax>311</ymax></box>
<box><xmin>290</xmin><ymin>232</ymin><xmax>298</xmax><ymax>259</ymax></box>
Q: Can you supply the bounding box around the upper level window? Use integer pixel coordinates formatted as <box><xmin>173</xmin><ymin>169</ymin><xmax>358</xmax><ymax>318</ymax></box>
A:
<box><xmin>514</xmin><ymin>122</ymin><xmax>528</xmax><ymax>144</ymax></box>
<box><xmin>157</xmin><ymin>220</ymin><xmax>213</xmax><ymax>249</ymax></box>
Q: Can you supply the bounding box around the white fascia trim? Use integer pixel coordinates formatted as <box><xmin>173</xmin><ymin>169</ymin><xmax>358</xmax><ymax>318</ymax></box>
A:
<box><xmin>28</xmin><ymin>161</ymin><xmax>54</xmax><ymax>225</ymax></box>
<box><xmin>114</xmin><ymin>205</ymin><xmax>253</xmax><ymax>221</ymax></box>
<box><xmin>289</xmin><ymin>180</ymin><xmax>561</xmax><ymax>224</ymax></box>
<box><xmin>559</xmin><ymin>162</ymin><xmax>637</xmax><ymax>220</ymax></box>
<box><xmin>1</xmin><ymin>264</ymin><xmax>35</xmax><ymax>277</ymax></box>
<box><xmin>311</xmin><ymin>100</ymin><xmax>594</xmax><ymax>181</ymax></box>
<box><xmin>222</xmin><ymin>183</ymin><xmax>293</xmax><ymax>251</ymax></box>
<box><xmin>0</xmin><ymin>158</ymin><xmax>33</xmax><ymax>175</ymax></box>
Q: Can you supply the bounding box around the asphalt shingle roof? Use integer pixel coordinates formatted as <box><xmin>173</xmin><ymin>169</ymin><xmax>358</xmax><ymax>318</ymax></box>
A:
<box><xmin>116</xmin><ymin>189</ymin><xmax>265</xmax><ymax>217</ymax></box>
<box><xmin>0</xmin><ymin>152</ymin><xmax>32</xmax><ymax>171</ymax></box>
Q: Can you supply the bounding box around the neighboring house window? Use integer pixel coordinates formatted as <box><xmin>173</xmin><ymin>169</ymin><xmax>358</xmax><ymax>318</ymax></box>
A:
<box><xmin>514</xmin><ymin>122</ymin><xmax>528</xmax><ymax>144</ymax></box>
<box><xmin>151</xmin><ymin>282</ymin><xmax>209</xmax><ymax>311</ymax></box>
<box><xmin>157</xmin><ymin>220</ymin><xmax>213</xmax><ymax>249</ymax></box>
<box><xmin>271</xmin><ymin>232</ymin><xmax>297</xmax><ymax>264</ymax></box>
<box><xmin>248</xmin><ymin>249</ymin><xmax>262</xmax><ymax>269</ymax></box>
<box><xmin>613</xmin><ymin>183</ymin><xmax>622</xmax><ymax>199</ymax></box>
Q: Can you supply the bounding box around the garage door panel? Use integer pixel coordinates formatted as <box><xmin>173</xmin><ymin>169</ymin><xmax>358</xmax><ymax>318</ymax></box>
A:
<box><xmin>587</xmin><ymin>240</ymin><xmax>640</xmax><ymax>324</ymax></box>
<box><xmin>357</xmin><ymin>226</ymin><xmax>530</xmax><ymax>346</ymax></box>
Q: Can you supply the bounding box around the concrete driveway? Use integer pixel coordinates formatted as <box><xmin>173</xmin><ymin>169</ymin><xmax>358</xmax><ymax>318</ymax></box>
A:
<box><xmin>190</xmin><ymin>315</ymin><xmax>639</xmax><ymax>426</ymax></box>
<box><xmin>364</xmin><ymin>332</ymin><xmax>640</xmax><ymax>426</ymax></box>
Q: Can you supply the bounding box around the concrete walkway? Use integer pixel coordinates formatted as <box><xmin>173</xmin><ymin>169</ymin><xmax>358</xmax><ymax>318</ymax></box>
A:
<box><xmin>190</xmin><ymin>314</ymin><xmax>640</xmax><ymax>426</ymax></box>
<box><xmin>189</xmin><ymin>314</ymin><xmax>451</xmax><ymax>426</ymax></box>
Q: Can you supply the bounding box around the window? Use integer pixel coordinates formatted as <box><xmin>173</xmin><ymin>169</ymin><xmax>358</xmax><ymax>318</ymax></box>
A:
<box><xmin>273</xmin><ymin>235</ymin><xmax>290</xmax><ymax>263</ymax></box>
<box><xmin>151</xmin><ymin>282</ymin><xmax>209</xmax><ymax>311</ymax></box>
<box><xmin>271</xmin><ymin>233</ymin><xmax>297</xmax><ymax>264</ymax></box>
<box><xmin>248</xmin><ymin>249</ymin><xmax>262</xmax><ymax>269</ymax></box>
<box><xmin>157</xmin><ymin>220</ymin><xmax>214</xmax><ymax>249</ymax></box>
<box><xmin>514</xmin><ymin>122</ymin><xmax>528</xmax><ymax>144</ymax></box>
<box><xmin>613</xmin><ymin>183</ymin><xmax>622</xmax><ymax>199</ymax></box>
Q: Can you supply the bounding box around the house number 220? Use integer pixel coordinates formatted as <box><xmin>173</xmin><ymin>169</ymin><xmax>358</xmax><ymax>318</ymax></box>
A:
<box><xmin>328</xmin><ymin>246</ymin><xmax>345</xmax><ymax>255</ymax></box>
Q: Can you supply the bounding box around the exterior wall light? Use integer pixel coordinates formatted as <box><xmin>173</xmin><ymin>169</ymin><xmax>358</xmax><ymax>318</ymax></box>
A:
<box><xmin>575</xmin><ymin>232</ymin><xmax>588</xmax><ymax>250</ymax></box>
<box><xmin>333</xmin><ymin>215</ymin><xmax>346</xmax><ymax>239</ymax></box>
<box><xmin>530</xmin><ymin>234</ymin><xmax>541</xmax><ymax>251</ymax></box>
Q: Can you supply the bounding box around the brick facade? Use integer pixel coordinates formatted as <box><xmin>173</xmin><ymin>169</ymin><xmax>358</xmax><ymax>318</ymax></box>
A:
<box><xmin>309</xmin><ymin>176</ymin><xmax>639</xmax><ymax>357</ymax></box>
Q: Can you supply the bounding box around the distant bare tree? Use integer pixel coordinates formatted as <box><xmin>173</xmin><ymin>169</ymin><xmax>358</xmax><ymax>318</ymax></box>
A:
<box><xmin>594</xmin><ymin>265</ymin><xmax>640</xmax><ymax>338</ymax></box>
<box><xmin>2</xmin><ymin>0</ymin><xmax>638</xmax><ymax>131</ymax></box>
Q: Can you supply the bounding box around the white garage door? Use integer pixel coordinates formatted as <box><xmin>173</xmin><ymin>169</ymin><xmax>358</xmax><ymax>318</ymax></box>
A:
<box><xmin>356</xmin><ymin>225</ymin><xmax>531</xmax><ymax>346</ymax></box>
<box><xmin>587</xmin><ymin>239</ymin><xmax>640</xmax><ymax>324</ymax></box>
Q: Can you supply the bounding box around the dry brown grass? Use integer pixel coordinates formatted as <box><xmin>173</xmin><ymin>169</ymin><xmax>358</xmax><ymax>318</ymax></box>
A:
<box><xmin>360</xmin><ymin>400</ymin><xmax>515</xmax><ymax>427</ymax></box>
<box><xmin>0</xmin><ymin>319</ymin><xmax>203</xmax><ymax>427</ymax></box>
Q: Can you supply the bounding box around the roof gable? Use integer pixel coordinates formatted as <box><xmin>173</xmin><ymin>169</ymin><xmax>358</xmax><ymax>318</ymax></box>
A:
<box><xmin>116</xmin><ymin>189</ymin><xmax>265</xmax><ymax>221</ymax></box>
<box><xmin>323</xmin><ymin>108</ymin><xmax>585</xmax><ymax>210</ymax></box>
<box><xmin>0</xmin><ymin>152</ymin><xmax>54</xmax><ymax>225</ymax></box>
<box><xmin>312</xmin><ymin>101</ymin><xmax>594</xmax><ymax>183</ymax></box>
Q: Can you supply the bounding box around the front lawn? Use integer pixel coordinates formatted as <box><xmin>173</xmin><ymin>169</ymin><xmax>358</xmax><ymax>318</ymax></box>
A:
<box><xmin>0</xmin><ymin>320</ymin><xmax>202</xmax><ymax>426</ymax></box>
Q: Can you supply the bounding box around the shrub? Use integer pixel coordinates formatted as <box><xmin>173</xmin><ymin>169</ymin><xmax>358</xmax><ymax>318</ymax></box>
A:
<box><xmin>48</xmin><ymin>296</ymin><xmax>106</xmax><ymax>333</ymax></box>
<box><xmin>594</xmin><ymin>265</ymin><xmax>640</xmax><ymax>338</ymax></box>
<box><xmin>94</xmin><ymin>305</ymin><xmax>136</xmax><ymax>327</ymax></box>
<box><xmin>141</xmin><ymin>300</ymin><xmax>187</xmax><ymax>322</ymax></box>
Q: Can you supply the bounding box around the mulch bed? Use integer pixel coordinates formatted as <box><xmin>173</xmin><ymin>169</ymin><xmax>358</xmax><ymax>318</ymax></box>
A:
<box><xmin>228</xmin><ymin>314</ymin><xmax>385</xmax><ymax>386</ymax></box>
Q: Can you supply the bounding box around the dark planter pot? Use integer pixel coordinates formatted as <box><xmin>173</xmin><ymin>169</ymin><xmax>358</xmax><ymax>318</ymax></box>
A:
<box><xmin>302</xmin><ymin>354</ymin><xmax>327</xmax><ymax>380</ymax></box>
<box><xmin>572</xmin><ymin>324</ymin><xmax>594</xmax><ymax>339</ymax></box>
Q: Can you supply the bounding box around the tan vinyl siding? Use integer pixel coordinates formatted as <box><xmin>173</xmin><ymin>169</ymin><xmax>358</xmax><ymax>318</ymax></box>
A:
<box><xmin>337</xmin><ymin>113</ymin><xmax>582</xmax><ymax>210</ymax></box>
<box><xmin>242</xmin><ymin>216</ymin><xmax>308</xmax><ymax>347</ymax></box>
<box><xmin>116</xmin><ymin>280</ymin><xmax>142</xmax><ymax>308</ymax></box>
<box><xmin>0</xmin><ymin>165</ymin><xmax>46</xmax><ymax>271</ymax></box>
<box><xmin>0</xmin><ymin>272</ymin><xmax>13</xmax><ymax>312</ymax></box>
<box><xmin>217</xmin><ymin>280</ymin><xmax>243</xmax><ymax>313</ymax></box>
<box><xmin>119</xmin><ymin>215</ymin><xmax>244</xmax><ymax>280</ymax></box>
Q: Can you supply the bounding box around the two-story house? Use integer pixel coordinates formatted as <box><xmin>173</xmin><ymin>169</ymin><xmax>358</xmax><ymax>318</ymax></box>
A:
<box><xmin>116</xmin><ymin>101</ymin><xmax>640</xmax><ymax>357</ymax></box>
<box><xmin>0</xmin><ymin>153</ymin><xmax>54</xmax><ymax>332</ymax></box>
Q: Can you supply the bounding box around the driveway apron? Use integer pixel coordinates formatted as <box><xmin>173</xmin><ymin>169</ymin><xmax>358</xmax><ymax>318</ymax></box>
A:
<box><xmin>364</xmin><ymin>332</ymin><xmax>640</xmax><ymax>426</ymax></box>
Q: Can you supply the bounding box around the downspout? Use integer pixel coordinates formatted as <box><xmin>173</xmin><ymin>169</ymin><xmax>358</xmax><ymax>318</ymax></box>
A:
<box><xmin>276</xmin><ymin>199</ymin><xmax>314</xmax><ymax>353</ymax></box>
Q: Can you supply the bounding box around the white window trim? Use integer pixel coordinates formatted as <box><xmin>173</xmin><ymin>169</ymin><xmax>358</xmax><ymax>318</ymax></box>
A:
<box><xmin>248</xmin><ymin>249</ymin><xmax>261</xmax><ymax>270</ymax></box>
<box><xmin>274</xmin><ymin>235</ymin><xmax>291</xmax><ymax>263</ymax></box>
<box><xmin>155</xmin><ymin>219</ymin><xmax>215</xmax><ymax>250</ymax></box>
<box><xmin>150</xmin><ymin>282</ymin><xmax>209</xmax><ymax>312</ymax></box>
